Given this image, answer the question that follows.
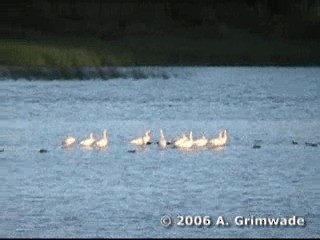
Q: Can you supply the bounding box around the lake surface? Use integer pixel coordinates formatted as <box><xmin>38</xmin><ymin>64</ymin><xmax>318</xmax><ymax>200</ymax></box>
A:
<box><xmin>1</xmin><ymin>67</ymin><xmax>320</xmax><ymax>238</ymax></box>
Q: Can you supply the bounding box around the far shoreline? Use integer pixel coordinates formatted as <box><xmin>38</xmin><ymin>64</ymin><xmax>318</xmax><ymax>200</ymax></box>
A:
<box><xmin>1</xmin><ymin>65</ymin><xmax>319</xmax><ymax>80</ymax></box>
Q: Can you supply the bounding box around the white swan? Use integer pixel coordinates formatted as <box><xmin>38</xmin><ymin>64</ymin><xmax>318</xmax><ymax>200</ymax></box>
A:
<box><xmin>62</xmin><ymin>135</ymin><xmax>76</xmax><ymax>147</ymax></box>
<box><xmin>80</xmin><ymin>133</ymin><xmax>96</xmax><ymax>147</ymax></box>
<box><xmin>130</xmin><ymin>137</ymin><xmax>144</xmax><ymax>146</ymax></box>
<box><xmin>143</xmin><ymin>130</ymin><xmax>151</xmax><ymax>144</ymax></box>
<box><xmin>130</xmin><ymin>130</ymin><xmax>150</xmax><ymax>146</ymax></box>
<box><xmin>159</xmin><ymin>129</ymin><xmax>167</xmax><ymax>148</ymax></box>
<box><xmin>208</xmin><ymin>131</ymin><xmax>223</xmax><ymax>147</ymax></box>
<box><xmin>95</xmin><ymin>129</ymin><xmax>108</xmax><ymax>148</ymax></box>
<box><xmin>175</xmin><ymin>131</ymin><xmax>193</xmax><ymax>149</ymax></box>
<box><xmin>193</xmin><ymin>133</ymin><xmax>208</xmax><ymax>147</ymax></box>
<box><xmin>172</xmin><ymin>133</ymin><xmax>188</xmax><ymax>146</ymax></box>
<box><xmin>209</xmin><ymin>129</ymin><xmax>228</xmax><ymax>147</ymax></box>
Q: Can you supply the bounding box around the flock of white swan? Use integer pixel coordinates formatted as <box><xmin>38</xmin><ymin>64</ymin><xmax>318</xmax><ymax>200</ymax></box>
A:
<box><xmin>61</xmin><ymin>129</ymin><xmax>228</xmax><ymax>150</ymax></box>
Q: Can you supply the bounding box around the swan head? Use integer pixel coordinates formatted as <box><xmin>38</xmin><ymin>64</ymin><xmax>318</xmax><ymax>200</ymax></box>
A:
<box><xmin>189</xmin><ymin>131</ymin><xmax>193</xmax><ymax>140</ymax></box>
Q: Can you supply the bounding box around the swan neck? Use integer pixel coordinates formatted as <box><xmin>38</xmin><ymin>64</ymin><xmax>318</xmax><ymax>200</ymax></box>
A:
<box><xmin>160</xmin><ymin>129</ymin><xmax>164</xmax><ymax>138</ymax></box>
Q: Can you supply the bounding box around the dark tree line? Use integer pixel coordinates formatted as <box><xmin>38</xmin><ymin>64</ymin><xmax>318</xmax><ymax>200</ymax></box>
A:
<box><xmin>1</xmin><ymin>0</ymin><xmax>320</xmax><ymax>40</ymax></box>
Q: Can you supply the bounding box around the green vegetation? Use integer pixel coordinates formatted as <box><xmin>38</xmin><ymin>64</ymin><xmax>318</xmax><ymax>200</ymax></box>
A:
<box><xmin>0</xmin><ymin>37</ymin><xmax>134</xmax><ymax>67</ymax></box>
<box><xmin>1</xmin><ymin>25</ymin><xmax>320</xmax><ymax>70</ymax></box>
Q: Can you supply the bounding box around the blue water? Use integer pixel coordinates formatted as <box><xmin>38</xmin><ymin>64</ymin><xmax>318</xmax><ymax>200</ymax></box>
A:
<box><xmin>1</xmin><ymin>67</ymin><xmax>320</xmax><ymax>237</ymax></box>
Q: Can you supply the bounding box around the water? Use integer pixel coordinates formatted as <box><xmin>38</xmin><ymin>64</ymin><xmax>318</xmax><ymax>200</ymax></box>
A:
<box><xmin>1</xmin><ymin>67</ymin><xmax>320</xmax><ymax>238</ymax></box>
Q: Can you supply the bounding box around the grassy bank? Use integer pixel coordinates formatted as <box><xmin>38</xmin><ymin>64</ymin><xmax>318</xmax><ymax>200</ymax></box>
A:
<box><xmin>1</xmin><ymin>25</ymin><xmax>320</xmax><ymax>79</ymax></box>
<box><xmin>0</xmin><ymin>37</ymin><xmax>134</xmax><ymax>67</ymax></box>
